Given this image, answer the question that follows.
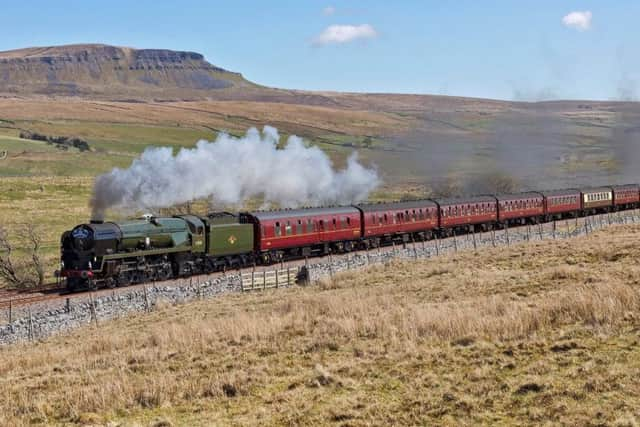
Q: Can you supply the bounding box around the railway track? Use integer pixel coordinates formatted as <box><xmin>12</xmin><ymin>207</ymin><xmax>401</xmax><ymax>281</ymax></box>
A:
<box><xmin>1</xmin><ymin>210</ymin><xmax>637</xmax><ymax>312</ymax></box>
<box><xmin>0</xmin><ymin>284</ymin><xmax>67</xmax><ymax>310</ymax></box>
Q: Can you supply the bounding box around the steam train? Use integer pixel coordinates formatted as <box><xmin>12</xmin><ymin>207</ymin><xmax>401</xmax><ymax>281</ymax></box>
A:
<box><xmin>60</xmin><ymin>184</ymin><xmax>640</xmax><ymax>291</ymax></box>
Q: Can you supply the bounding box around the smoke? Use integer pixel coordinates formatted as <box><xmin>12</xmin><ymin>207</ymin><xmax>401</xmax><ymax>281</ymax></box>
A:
<box><xmin>617</xmin><ymin>74</ymin><xmax>637</xmax><ymax>101</ymax></box>
<box><xmin>90</xmin><ymin>126</ymin><xmax>380</xmax><ymax>220</ymax></box>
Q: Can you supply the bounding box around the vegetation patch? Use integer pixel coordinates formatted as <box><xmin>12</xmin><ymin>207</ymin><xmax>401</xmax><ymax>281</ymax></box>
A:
<box><xmin>19</xmin><ymin>130</ymin><xmax>91</xmax><ymax>152</ymax></box>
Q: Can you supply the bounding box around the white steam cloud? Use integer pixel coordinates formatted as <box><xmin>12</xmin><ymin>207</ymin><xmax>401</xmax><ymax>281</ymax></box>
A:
<box><xmin>562</xmin><ymin>11</ymin><xmax>592</xmax><ymax>31</ymax></box>
<box><xmin>90</xmin><ymin>126</ymin><xmax>380</xmax><ymax>219</ymax></box>
<box><xmin>313</xmin><ymin>24</ymin><xmax>378</xmax><ymax>45</ymax></box>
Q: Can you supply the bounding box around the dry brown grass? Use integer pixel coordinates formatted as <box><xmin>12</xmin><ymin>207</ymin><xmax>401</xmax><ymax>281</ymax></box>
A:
<box><xmin>2</xmin><ymin>225</ymin><xmax>640</xmax><ymax>425</ymax></box>
<box><xmin>0</xmin><ymin>98</ymin><xmax>410</xmax><ymax>138</ymax></box>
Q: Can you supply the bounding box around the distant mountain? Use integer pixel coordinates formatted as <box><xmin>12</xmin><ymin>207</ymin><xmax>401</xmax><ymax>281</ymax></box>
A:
<box><xmin>0</xmin><ymin>44</ymin><xmax>262</xmax><ymax>100</ymax></box>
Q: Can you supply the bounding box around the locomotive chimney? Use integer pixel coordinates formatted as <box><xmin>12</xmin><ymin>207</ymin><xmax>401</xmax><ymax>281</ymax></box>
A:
<box><xmin>90</xmin><ymin>219</ymin><xmax>104</xmax><ymax>224</ymax></box>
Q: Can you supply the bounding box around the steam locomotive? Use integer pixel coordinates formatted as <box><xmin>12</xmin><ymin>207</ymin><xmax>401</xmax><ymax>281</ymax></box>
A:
<box><xmin>60</xmin><ymin>184</ymin><xmax>639</xmax><ymax>291</ymax></box>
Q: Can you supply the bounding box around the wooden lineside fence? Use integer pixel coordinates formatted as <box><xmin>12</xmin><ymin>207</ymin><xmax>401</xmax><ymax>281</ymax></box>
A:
<box><xmin>241</xmin><ymin>267</ymin><xmax>300</xmax><ymax>292</ymax></box>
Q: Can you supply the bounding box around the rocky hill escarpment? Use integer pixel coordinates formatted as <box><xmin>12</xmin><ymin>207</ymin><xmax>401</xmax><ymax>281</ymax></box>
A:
<box><xmin>0</xmin><ymin>44</ymin><xmax>255</xmax><ymax>99</ymax></box>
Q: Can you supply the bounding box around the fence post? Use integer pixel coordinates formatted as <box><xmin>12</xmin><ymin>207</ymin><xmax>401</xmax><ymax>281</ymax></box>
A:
<box><xmin>412</xmin><ymin>235</ymin><xmax>418</xmax><ymax>259</ymax></box>
<box><xmin>28</xmin><ymin>307</ymin><xmax>33</xmax><ymax>341</ymax></box>
<box><xmin>435</xmin><ymin>234</ymin><xmax>440</xmax><ymax>256</ymax></box>
<box><xmin>526</xmin><ymin>224</ymin><xmax>530</xmax><ymax>241</ymax></box>
<box><xmin>538</xmin><ymin>222</ymin><xmax>543</xmax><ymax>240</ymax></box>
<box><xmin>453</xmin><ymin>230</ymin><xmax>458</xmax><ymax>252</ymax></box>
<box><xmin>472</xmin><ymin>228</ymin><xmax>477</xmax><ymax>251</ymax></box>
<box><xmin>552</xmin><ymin>221</ymin><xmax>556</xmax><ymax>239</ymax></box>
<box><xmin>275</xmin><ymin>269</ymin><xmax>279</xmax><ymax>289</ymax></box>
<box><xmin>143</xmin><ymin>286</ymin><xmax>149</xmax><ymax>312</ymax></box>
<box><xmin>8</xmin><ymin>299</ymin><xmax>12</xmax><ymax>324</ymax></box>
<box><xmin>505</xmin><ymin>223</ymin><xmax>510</xmax><ymax>246</ymax></box>
<box><xmin>491</xmin><ymin>229</ymin><xmax>496</xmax><ymax>247</ymax></box>
<box><xmin>287</xmin><ymin>267</ymin><xmax>291</xmax><ymax>286</ymax></box>
<box><xmin>263</xmin><ymin>270</ymin><xmax>266</xmax><ymax>290</ymax></box>
<box><xmin>89</xmin><ymin>292</ymin><xmax>99</xmax><ymax>326</ymax></box>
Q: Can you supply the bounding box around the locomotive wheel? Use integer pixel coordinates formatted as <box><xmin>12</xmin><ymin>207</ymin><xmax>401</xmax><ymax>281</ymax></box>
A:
<box><xmin>105</xmin><ymin>278</ymin><xmax>116</xmax><ymax>289</ymax></box>
<box><xmin>158</xmin><ymin>263</ymin><xmax>173</xmax><ymax>281</ymax></box>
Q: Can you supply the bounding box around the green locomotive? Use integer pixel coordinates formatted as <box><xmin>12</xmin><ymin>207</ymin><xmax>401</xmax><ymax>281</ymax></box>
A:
<box><xmin>60</xmin><ymin>213</ymin><xmax>254</xmax><ymax>290</ymax></box>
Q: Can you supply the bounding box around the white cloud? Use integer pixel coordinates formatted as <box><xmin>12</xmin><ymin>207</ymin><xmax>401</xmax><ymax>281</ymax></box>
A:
<box><xmin>313</xmin><ymin>24</ymin><xmax>378</xmax><ymax>46</ymax></box>
<box><xmin>562</xmin><ymin>11</ymin><xmax>592</xmax><ymax>31</ymax></box>
<box><xmin>322</xmin><ymin>6</ymin><xmax>336</xmax><ymax>16</ymax></box>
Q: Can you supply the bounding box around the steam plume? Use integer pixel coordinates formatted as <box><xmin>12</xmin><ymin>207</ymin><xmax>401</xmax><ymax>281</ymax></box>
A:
<box><xmin>90</xmin><ymin>126</ymin><xmax>380</xmax><ymax>220</ymax></box>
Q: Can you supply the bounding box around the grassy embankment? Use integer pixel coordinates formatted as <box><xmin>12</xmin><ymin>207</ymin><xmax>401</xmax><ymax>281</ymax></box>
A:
<box><xmin>1</xmin><ymin>224</ymin><xmax>640</xmax><ymax>425</ymax></box>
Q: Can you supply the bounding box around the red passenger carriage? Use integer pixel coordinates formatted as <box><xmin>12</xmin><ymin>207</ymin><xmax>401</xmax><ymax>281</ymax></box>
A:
<box><xmin>243</xmin><ymin>207</ymin><xmax>361</xmax><ymax>261</ymax></box>
<box><xmin>356</xmin><ymin>200</ymin><xmax>439</xmax><ymax>244</ymax></box>
<box><xmin>434</xmin><ymin>196</ymin><xmax>498</xmax><ymax>232</ymax></box>
<box><xmin>541</xmin><ymin>189</ymin><xmax>581</xmax><ymax>219</ymax></box>
<box><xmin>496</xmin><ymin>192</ymin><xmax>544</xmax><ymax>225</ymax></box>
<box><xmin>612</xmin><ymin>184</ymin><xmax>640</xmax><ymax>210</ymax></box>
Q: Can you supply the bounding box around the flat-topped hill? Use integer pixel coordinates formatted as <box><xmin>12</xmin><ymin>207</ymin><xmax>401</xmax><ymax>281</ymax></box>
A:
<box><xmin>0</xmin><ymin>43</ymin><xmax>256</xmax><ymax>99</ymax></box>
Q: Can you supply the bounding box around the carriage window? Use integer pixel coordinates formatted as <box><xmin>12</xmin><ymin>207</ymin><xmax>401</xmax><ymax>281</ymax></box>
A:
<box><xmin>307</xmin><ymin>219</ymin><xmax>314</xmax><ymax>233</ymax></box>
<box><xmin>286</xmin><ymin>221</ymin><xmax>292</xmax><ymax>236</ymax></box>
<box><xmin>419</xmin><ymin>209</ymin><xmax>424</xmax><ymax>220</ymax></box>
<box><xmin>275</xmin><ymin>222</ymin><xmax>281</xmax><ymax>237</ymax></box>
<box><xmin>319</xmin><ymin>219</ymin><xmax>324</xmax><ymax>230</ymax></box>
<box><xmin>332</xmin><ymin>218</ymin><xmax>337</xmax><ymax>229</ymax></box>
<box><xmin>261</xmin><ymin>226</ymin><xmax>266</xmax><ymax>236</ymax></box>
<box><xmin>297</xmin><ymin>220</ymin><xmax>303</xmax><ymax>234</ymax></box>
<box><xmin>384</xmin><ymin>214</ymin><xmax>388</xmax><ymax>223</ymax></box>
<box><xmin>341</xmin><ymin>217</ymin><xmax>348</xmax><ymax>229</ymax></box>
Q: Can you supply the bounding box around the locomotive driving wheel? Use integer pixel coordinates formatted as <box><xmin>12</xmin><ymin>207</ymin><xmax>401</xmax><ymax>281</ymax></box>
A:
<box><xmin>157</xmin><ymin>263</ymin><xmax>173</xmax><ymax>281</ymax></box>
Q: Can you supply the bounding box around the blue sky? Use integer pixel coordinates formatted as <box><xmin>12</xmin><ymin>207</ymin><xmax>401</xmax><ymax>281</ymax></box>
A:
<box><xmin>1</xmin><ymin>1</ymin><xmax>638</xmax><ymax>100</ymax></box>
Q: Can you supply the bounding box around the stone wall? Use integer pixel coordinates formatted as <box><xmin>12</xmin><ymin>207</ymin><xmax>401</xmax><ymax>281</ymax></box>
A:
<box><xmin>0</xmin><ymin>274</ymin><xmax>242</xmax><ymax>345</ymax></box>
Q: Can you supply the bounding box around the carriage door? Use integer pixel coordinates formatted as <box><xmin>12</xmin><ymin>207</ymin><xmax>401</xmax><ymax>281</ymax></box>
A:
<box><xmin>318</xmin><ymin>218</ymin><xmax>328</xmax><ymax>242</ymax></box>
